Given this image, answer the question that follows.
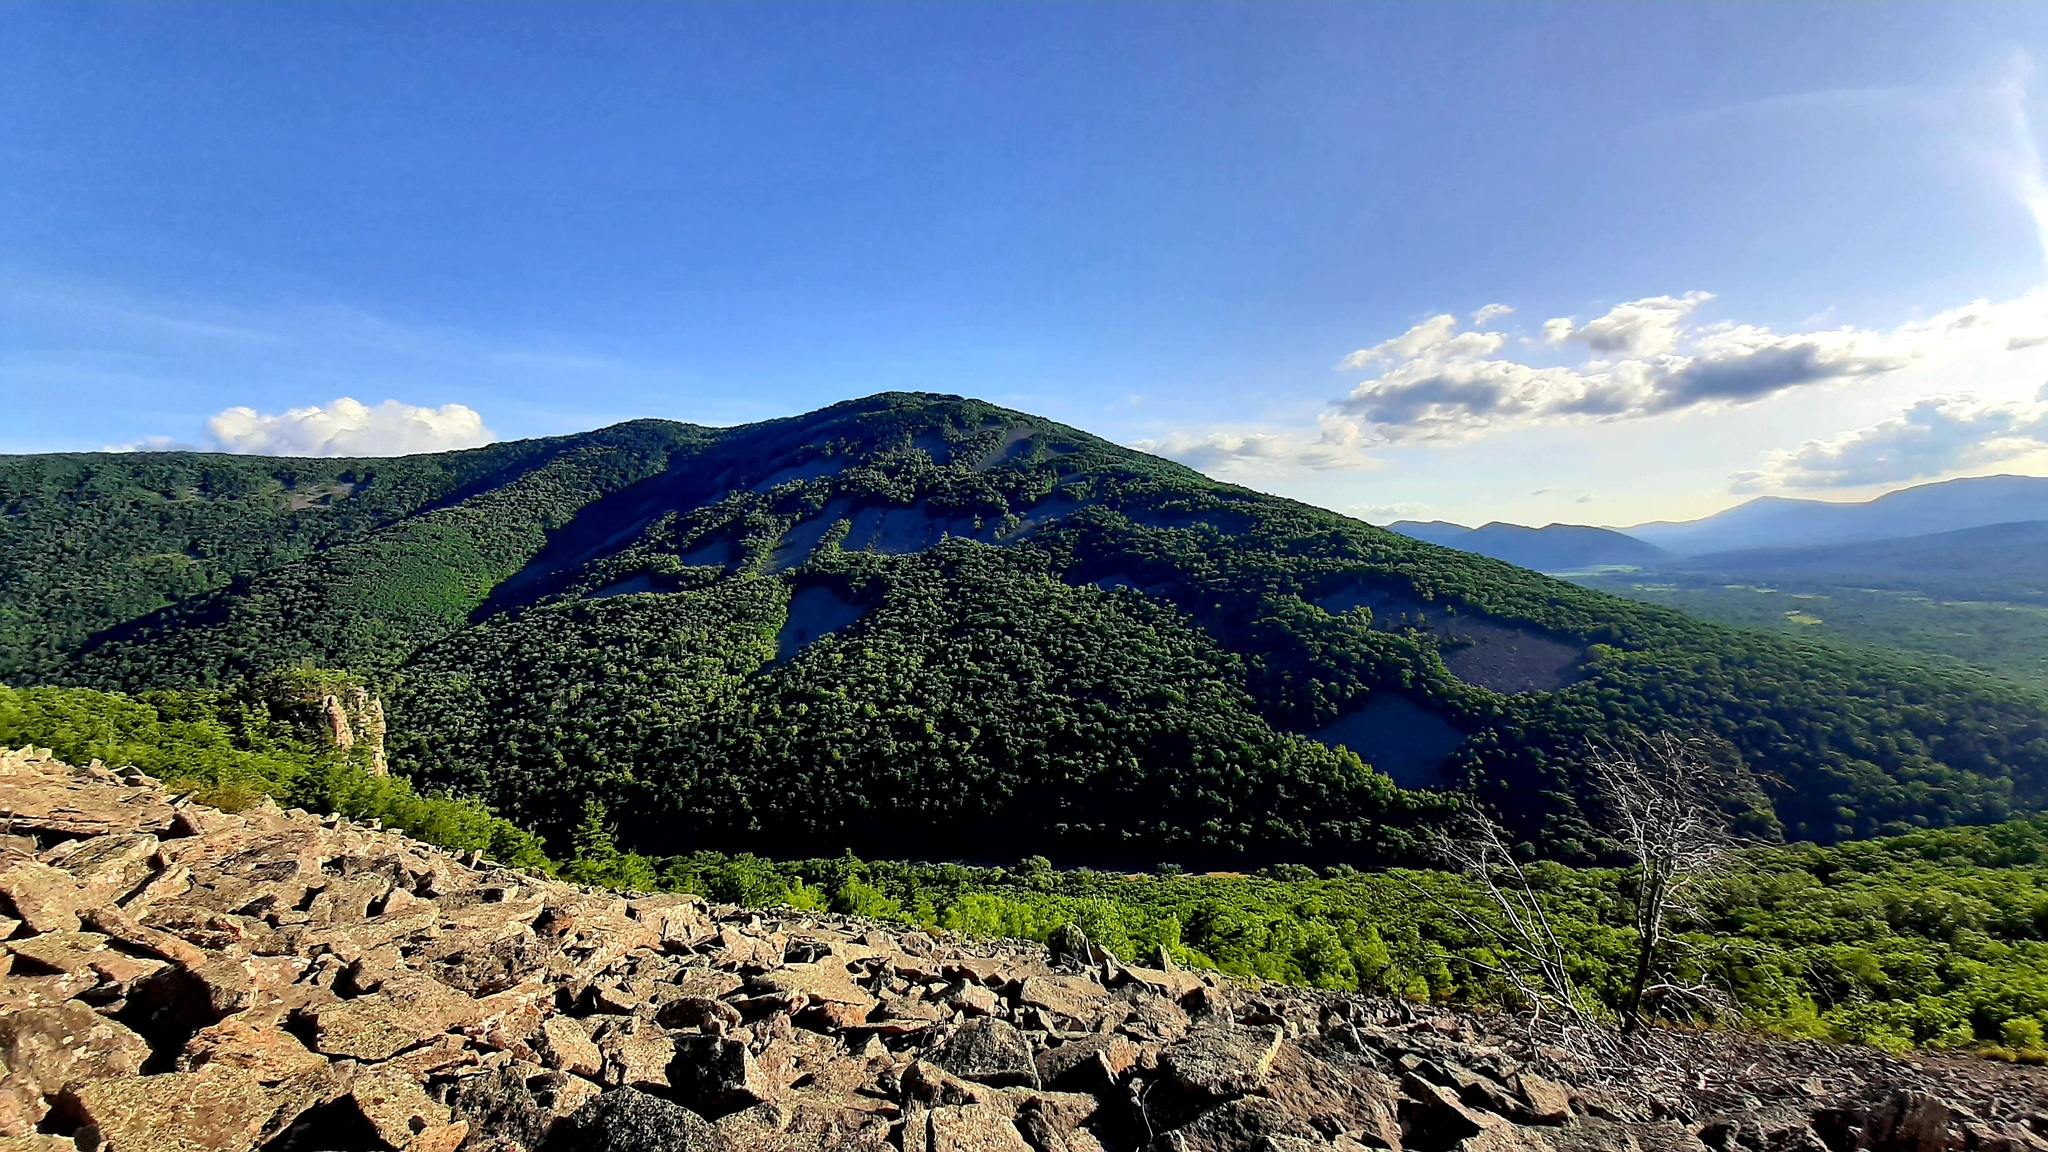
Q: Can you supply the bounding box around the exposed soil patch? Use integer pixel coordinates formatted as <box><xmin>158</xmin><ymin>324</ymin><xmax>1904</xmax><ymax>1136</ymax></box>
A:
<box><xmin>1315</xmin><ymin>582</ymin><xmax>1440</xmax><ymax>630</ymax></box>
<box><xmin>678</xmin><ymin>538</ymin><xmax>734</xmax><ymax>569</ymax></box>
<box><xmin>773</xmin><ymin>584</ymin><xmax>869</xmax><ymax>663</ymax></box>
<box><xmin>1435</xmin><ymin>618</ymin><xmax>1588</xmax><ymax>694</ymax></box>
<box><xmin>768</xmin><ymin>500</ymin><xmax>855</xmax><ymax>572</ymax></box>
<box><xmin>284</xmin><ymin>481</ymin><xmax>356</xmax><ymax>511</ymax></box>
<box><xmin>972</xmin><ymin>425</ymin><xmax>1042</xmax><ymax>471</ymax></box>
<box><xmin>1086</xmin><ymin>572</ymin><xmax>1174</xmax><ymax>595</ymax></box>
<box><xmin>586</xmin><ymin>574</ymin><xmax>662</xmax><ymax>599</ymax></box>
<box><xmin>1306</xmin><ymin>694</ymin><xmax>1465</xmax><ymax>788</ymax></box>
<box><xmin>1316</xmin><ymin>581</ymin><xmax>1588</xmax><ymax>694</ymax></box>
<box><xmin>749</xmin><ymin>457</ymin><xmax>842</xmax><ymax>491</ymax></box>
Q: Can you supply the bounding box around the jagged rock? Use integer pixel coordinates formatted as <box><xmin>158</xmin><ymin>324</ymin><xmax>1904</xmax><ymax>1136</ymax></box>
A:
<box><xmin>536</xmin><ymin>1015</ymin><xmax>605</xmax><ymax>1078</ymax></box>
<box><xmin>178</xmin><ymin>1017</ymin><xmax>327</xmax><ymax>1082</ymax></box>
<box><xmin>61</xmin><ymin>1064</ymin><xmax>281</xmax><ymax>1152</ymax></box>
<box><xmin>5</xmin><ymin>930</ymin><xmax>111</xmax><ymax>977</ymax></box>
<box><xmin>0</xmin><ymin>1002</ymin><xmax>150</xmax><ymax>1135</ymax></box>
<box><xmin>541</xmin><ymin>1086</ymin><xmax>732</xmax><ymax>1152</ymax></box>
<box><xmin>930</xmin><ymin>1017</ymin><xmax>1041</xmax><ymax>1089</ymax></box>
<box><xmin>1512</xmin><ymin>1072</ymin><xmax>1571</xmax><ymax>1125</ymax></box>
<box><xmin>670</xmin><ymin>1033</ymin><xmax>775</xmax><ymax>1117</ymax></box>
<box><xmin>1156</xmin><ymin>1095</ymin><xmax>1325</xmax><ymax>1151</ymax></box>
<box><xmin>305</xmin><ymin>971</ymin><xmax>482</xmax><ymax>1060</ymax></box>
<box><xmin>948</xmin><ymin>981</ymin><xmax>1000</xmax><ymax>1017</ymax></box>
<box><xmin>0</xmin><ymin>861</ymin><xmax>89</xmax><ymax>934</ymax></box>
<box><xmin>1157</xmin><ymin>1025</ymin><xmax>1286</xmax><ymax>1111</ymax></box>
<box><xmin>923</xmin><ymin>1102</ymin><xmax>1035</xmax><ymax>1152</ymax></box>
<box><xmin>1039</xmin><ymin>1033</ymin><xmax>1140</xmax><ymax>1092</ymax></box>
<box><xmin>1021</xmin><ymin>973</ymin><xmax>1110</xmax><ymax>1028</ymax></box>
<box><xmin>0</xmin><ymin>751</ymin><xmax>2039</xmax><ymax>1152</ymax></box>
<box><xmin>597</xmin><ymin>1016</ymin><xmax>676</xmax><ymax>1090</ymax></box>
<box><xmin>1400</xmin><ymin>1073</ymin><xmax>1505</xmax><ymax>1150</ymax></box>
<box><xmin>1049</xmin><ymin>922</ymin><xmax>1107</xmax><ymax>968</ymax></box>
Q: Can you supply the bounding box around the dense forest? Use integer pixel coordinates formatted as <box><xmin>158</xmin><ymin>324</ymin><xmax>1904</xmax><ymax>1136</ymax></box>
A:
<box><xmin>5</xmin><ymin>678</ymin><xmax>2043</xmax><ymax>1058</ymax></box>
<box><xmin>640</xmin><ymin>826</ymin><xmax>2048</xmax><ymax>1058</ymax></box>
<box><xmin>6</xmin><ymin>392</ymin><xmax>2048</xmax><ymax>865</ymax></box>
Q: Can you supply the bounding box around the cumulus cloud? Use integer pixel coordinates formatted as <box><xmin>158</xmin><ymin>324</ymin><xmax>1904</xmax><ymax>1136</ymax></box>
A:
<box><xmin>1472</xmin><ymin>303</ymin><xmax>1514</xmax><ymax>325</ymax></box>
<box><xmin>1332</xmin><ymin>289</ymin><xmax>2048</xmax><ymax>442</ymax></box>
<box><xmin>1735</xmin><ymin>390</ymin><xmax>2048</xmax><ymax>490</ymax></box>
<box><xmin>1546</xmin><ymin>292</ymin><xmax>1712</xmax><ymax>357</ymax></box>
<box><xmin>1134</xmin><ymin>413</ymin><xmax>1383</xmax><ymax>474</ymax></box>
<box><xmin>193</xmin><ymin>398</ymin><xmax>494</xmax><ymax>456</ymax></box>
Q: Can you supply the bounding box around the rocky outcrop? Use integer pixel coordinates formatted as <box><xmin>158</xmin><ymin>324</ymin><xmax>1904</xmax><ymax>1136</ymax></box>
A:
<box><xmin>2</xmin><ymin>746</ymin><xmax>2045</xmax><ymax>1152</ymax></box>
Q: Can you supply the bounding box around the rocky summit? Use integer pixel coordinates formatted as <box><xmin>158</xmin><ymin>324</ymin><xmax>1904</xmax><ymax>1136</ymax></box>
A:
<box><xmin>1</xmin><ymin>748</ymin><xmax>2045</xmax><ymax>1152</ymax></box>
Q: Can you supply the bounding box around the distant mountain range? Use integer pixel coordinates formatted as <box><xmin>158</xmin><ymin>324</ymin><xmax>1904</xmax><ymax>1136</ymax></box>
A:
<box><xmin>1391</xmin><ymin>475</ymin><xmax>2048</xmax><ymax>600</ymax></box>
<box><xmin>1667</xmin><ymin>519</ymin><xmax>2048</xmax><ymax>605</ymax></box>
<box><xmin>1617</xmin><ymin>474</ymin><xmax>2048</xmax><ymax>556</ymax></box>
<box><xmin>1387</xmin><ymin>521</ymin><xmax>1670</xmax><ymax>571</ymax></box>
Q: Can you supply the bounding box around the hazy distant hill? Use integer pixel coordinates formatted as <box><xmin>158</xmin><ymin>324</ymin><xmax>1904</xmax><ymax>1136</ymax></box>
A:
<box><xmin>1389</xmin><ymin>520</ymin><xmax>1670</xmax><ymax>571</ymax></box>
<box><xmin>1675</xmin><ymin>519</ymin><xmax>2048</xmax><ymax>604</ymax></box>
<box><xmin>1620</xmin><ymin>475</ymin><xmax>2048</xmax><ymax>555</ymax></box>
<box><xmin>7</xmin><ymin>393</ymin><xmax>2048</xmax><ymax>863</ymax></box>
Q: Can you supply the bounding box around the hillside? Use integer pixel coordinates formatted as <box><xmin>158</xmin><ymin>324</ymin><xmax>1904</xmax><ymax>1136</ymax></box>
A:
<box><xmin>1387</xmin><ymin>521</ymin><xmax>1670</xmax><ymax>572</ymax></box>
<box><xmin>7</xmin><ymin>393</ymin><xmax>2048</xmax><ymax>864</ymax></box>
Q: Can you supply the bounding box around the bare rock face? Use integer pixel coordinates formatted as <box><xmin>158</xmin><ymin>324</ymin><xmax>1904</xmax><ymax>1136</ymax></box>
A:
<box><xmin>1</xmin><ymin>747</ymin><xmax>2046</xmax><ymax>1152</ymax></box>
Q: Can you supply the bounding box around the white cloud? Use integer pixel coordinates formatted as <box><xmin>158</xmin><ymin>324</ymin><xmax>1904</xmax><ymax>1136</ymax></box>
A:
<box><xmin>1134</xmin><ymin>413</ymin><xmax>1383</xmax><ymax>474</ymax></box>
<box><xmin>195</xmin><ymin>398</ymin><xmax>496</xmax><ymax>457</ymax></box>
<box><xmin>1552</xmin><ymin>292</ymin><xmax>1712</xmax><ymax>357</ymax></box>
<box><xmin>1330</xmin><ymin>289</ymin><xmax>2048</xmax><ymax>443</ymax></box>
<box><xmin>1345</xmin><ymin>501</ymin><xmax>1435</xmax><ymax>523</ymax></box>
<box><xmin>1735</xmin><ymin>390</ymin><xmax>2048</xmax><ymax>490</ymax></box>
<box><xmin>1472</xmin><ymin>303</ymin><xmax>1514</xmax><ymax>325</ymax></box>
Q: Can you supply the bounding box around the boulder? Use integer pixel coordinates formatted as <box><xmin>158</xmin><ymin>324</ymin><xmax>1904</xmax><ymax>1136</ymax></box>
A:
<box><xmin>541</xmin><ymin>1086</ymin><xmax>732</xmax><ymax>1152</ymax></box>
<box><xmin>177</xmin><ymin>1017</ymin><xmax>328</xmax><ymax>1082</ymax></box>
<box><xmin>597</xmin><ymin>1016</ymin><xmax>676</xmax><ymax>1090</ymax></box>
<box><xmin>1019</xmin><ymin>974</ymin><xmax>1109</xmax><ymax>1028</ymax></box>
<box><xmin>536</xmin><ymin>1015</ymin><xmax>604</xmax><ymax>1078</ymax></box>
<box><xmin>1038</xmin><ymin>1033</ymin><xmax>1139</xmax><ymax>1092</ymax></box>
<box><xmin>1155</xmin><ymin>1096</ymin><xmax>1324</xmax><ymax>1152</ymax></box>
<box><xmin>62</xmin><ymin>1064</ymin><xmax>281</xmax><ymax>1152</ymax></box>
<box><xmin>670</xmin><ymin>1033</ymin><xmax>776</xmax><ymax>1118</ymax></box>
<box><xmin>930</xmin><ymin>1018</ymin><xmax>1040</xmax><ymax>1089</ymax></box>
<box><xmin>304</xmin><ymin>972</ymin><xmax>481</xmax><ymax>1060</ymax></box>
<box><xmin>0</xmin><ymin>1002</ymin><xmax>150</xmax><ymax>1135</ymax></box>
<box><xmin>0</xmin><ymin>861</ymin><xmax>89</xmax><ymax>934</ymax></box>
<box><xmin>924</xmin><ymin>1102</ymin><xmax>1035</xmax><ymax>1152</ymax></box>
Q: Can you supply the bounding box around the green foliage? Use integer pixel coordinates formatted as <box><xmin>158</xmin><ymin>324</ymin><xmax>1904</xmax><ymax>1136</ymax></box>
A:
<box><xmin>391</xmin><ymin>542</ymin><xmax>1436</xmax><ymax>864</ymax></box>
<box><xmin>0</xmin><ymin>681</ymin><xmax>551</xmax><ymax>870</ymax></box>
<box><xmin>561</xmin><ymin>798</ymin><xmax>658</xmax><ymax>890</ymax></box>
<box><xmin>653</xmin><ymin>818</ymin><xmax>2048</xmax><ymax>1051</ymax></box>
<box><xmin>1574</xmin><ymin>575</ymin><xmax>2048</xmax><ymax>685</ymax></box>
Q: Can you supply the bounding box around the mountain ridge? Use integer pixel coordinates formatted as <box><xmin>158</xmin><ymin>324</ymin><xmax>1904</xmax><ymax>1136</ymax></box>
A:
<box><xmin>1617</xmin><ymin>473</ymin><xmax>2048</xmax><ymax>555</ymax></box>
<box><xmin>6</xmin><ymin>392</ymin><xmax>2047</xmax><ymax>864</ymax></box>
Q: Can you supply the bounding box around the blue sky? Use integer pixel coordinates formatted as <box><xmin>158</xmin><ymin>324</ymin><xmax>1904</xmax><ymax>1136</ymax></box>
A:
<box><xmin>9</xmin><ymin>3</ymin><xmax>2048</xmax><ymax>525</ymax></box>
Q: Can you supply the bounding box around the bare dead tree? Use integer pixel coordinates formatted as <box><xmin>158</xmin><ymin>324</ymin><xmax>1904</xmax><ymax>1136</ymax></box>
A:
<box><xmin>1423</xmin><ymin>731</ymin><xmax>1741</xmax><ymax>1054</ymax></box>
<box><xmin>1428</xmin><ymin>810</ymin><xmax>1604</xmax><ymax>1045</ymax></box>
<box><xmin>1587</xmin><ymin>732</ymin><xmax>1740</xmax><ymax>1033</ymax></box>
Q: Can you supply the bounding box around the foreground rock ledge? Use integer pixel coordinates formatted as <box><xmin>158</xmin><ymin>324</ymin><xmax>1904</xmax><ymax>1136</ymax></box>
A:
<box><xmin>2</xmin><ymin>747</ymin><xmax>2045</xmax><ymax>1152</ymax></box>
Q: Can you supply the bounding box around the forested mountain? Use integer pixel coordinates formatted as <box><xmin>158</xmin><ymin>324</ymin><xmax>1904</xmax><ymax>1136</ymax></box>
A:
<box><xmin>1388</xmin><ymin>520</ymin><xmax>1671</xmax><ymax>571</ymax></box>
<box><xmin>6</xmin><ymin>393</ymin><xmax>2048</xmax><ymax>866</ymax></box>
